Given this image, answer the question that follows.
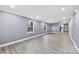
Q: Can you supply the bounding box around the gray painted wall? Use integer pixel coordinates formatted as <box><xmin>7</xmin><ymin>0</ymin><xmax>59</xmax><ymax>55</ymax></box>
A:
<box><xmin>49</xmin><ymin>23</ymin><xmax>60</xmax><ymax>33</ymax></box>
<box><xmin>69</xmin><ymin>9</ymin><xmax>79</xmax><ymax>49</ymax></box>
<box><xmin>0</xmin><ymin>10</ymin><xmax>50</xmax><ymax>44</ymax></box>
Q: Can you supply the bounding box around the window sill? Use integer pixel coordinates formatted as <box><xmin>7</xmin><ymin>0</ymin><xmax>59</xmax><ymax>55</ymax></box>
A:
<box><xmin>27</xmin><ymin>32</ymin><xmax>34</xmax><ymax>34</ymax></box>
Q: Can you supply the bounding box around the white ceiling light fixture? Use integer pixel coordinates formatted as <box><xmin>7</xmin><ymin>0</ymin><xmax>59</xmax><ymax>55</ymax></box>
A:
<box><xmin>62</xmin><ymin>17</ymin><xmax>66</xmax><ymax>19</ymax></box>
<box><xmin>10</xmin><ymin>5</ymin><xmax>15</xmax><ymax>8</ymax></box>
<box><xmin>35</xmin><ymin>16</ymin><xmax>41</xmax><ymax>19</ymax></box>
<box><xmin>75</xmin><ymin>8</ymin><xmax>78</xmax><ymax>12</ymax></box>
<box><xmin>46</xmin><ymin>20</ymin><xmax>50</xmax><ymax>23</ymax></box>
<box><xmin>61</xmin><ymin>8</ymin><xmax>65</xmax><ymax>11</ymax></box>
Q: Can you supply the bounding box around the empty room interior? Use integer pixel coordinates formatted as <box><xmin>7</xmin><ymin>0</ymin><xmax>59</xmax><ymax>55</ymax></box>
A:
<box><xmin>0</xmin><ymin>5</ymin><xmax>79</xmax><ymax>54</ymax></box>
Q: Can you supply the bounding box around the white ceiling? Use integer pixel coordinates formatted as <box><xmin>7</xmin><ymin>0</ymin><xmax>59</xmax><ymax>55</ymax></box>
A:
<box><xmin>0</xmin><ymin>5</ymin><xmax>78</xmax><ymax>23</ymax></box>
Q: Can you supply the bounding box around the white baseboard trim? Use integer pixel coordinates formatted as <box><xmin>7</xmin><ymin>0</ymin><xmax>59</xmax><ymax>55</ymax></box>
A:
<box><xmin>48</xmin><ymin>32</ymin><xmax>59</xmax><ymax>34</ymax></box>
<box><xmin>68</xmin><ymin>32</ymin><xmax>79</xmax><ymax>53</ymax></box>
<box><xmin>70</xmin><ymin>36</ymin><xmax>79</xmax><ymax>53</ymax></box>
<box><xmin>0</xmin><ymin>33</ymin><xmax>48</xmax><ymax>48</ymax></box>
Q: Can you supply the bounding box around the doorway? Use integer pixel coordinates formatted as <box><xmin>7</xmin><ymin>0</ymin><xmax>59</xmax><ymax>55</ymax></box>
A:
<box><xmin>60</xmin><ymin>24</ymin><xmax>68</xmax><ymax>32</ymax></box>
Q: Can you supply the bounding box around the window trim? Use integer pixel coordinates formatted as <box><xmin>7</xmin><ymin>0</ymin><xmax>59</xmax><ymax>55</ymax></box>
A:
<box><xmin>44</xmin><ymin>24</ymin><xmax>47</xmax><ymax>31</ymax></box>
<box><xmin>27</xmin><ymin>21</ymin><xmax>34</xmax><ymax>33</ymax></box>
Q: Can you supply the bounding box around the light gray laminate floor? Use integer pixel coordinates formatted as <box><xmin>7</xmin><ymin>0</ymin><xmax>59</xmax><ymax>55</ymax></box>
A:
<box><xmin>0</xmin><ymin>32</ymin><xmax>78</xmax><ymax>54</ymax></box>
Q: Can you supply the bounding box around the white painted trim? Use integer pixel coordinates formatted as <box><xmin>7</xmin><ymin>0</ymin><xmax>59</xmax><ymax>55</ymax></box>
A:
<box><xmin>27</xmin><ymin>31</ymin><xmax>35</xmax><ymax>34</ymax></box>
<box><xmin>0</xmin><ymin>8</ymin><xmax>48</xmax><ymax>23</ymax></box>
<box><xmin>69</xmin><ymin>35</ymin><xmax>79</xmax><ymax>53</ymax></box>
<box><xmin>49</xmin><ymin>32</ymin><xmax>60</xmax><ymax>34</ymax></box>
<box><xmin>68</xmin><ymin>21</ymin><xmax>79</xmax><ymax>53</ymax></box>
<box><xmin>68</xmin><ymin>31</ymin><xmax>79</xmax><ymax>53</ymax></box>
<box><xmin>0</xmin><ymin>33</ymin><xmax>48</xmax><ymax>48</ymax></box>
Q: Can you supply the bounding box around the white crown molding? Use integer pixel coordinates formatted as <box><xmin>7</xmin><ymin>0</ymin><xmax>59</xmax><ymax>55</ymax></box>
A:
<box><xmin>0</xmin><ymin>8</ymin><xmax>48</xmax><ymax>24</ymax></box>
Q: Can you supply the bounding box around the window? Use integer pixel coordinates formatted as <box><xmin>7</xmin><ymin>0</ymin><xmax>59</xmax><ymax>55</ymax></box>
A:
<box><xmin>44</xmin><ymin>24</ymin><xmax>47</xmax><ymax>30</ymax></box>
<box><xmin>27</xmin><ymin>21</ymin><xmax>34</xmax><ymax>32</ymax></box>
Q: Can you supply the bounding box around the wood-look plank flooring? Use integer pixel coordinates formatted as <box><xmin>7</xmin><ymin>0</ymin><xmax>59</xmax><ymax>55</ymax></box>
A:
<box><xmin>0</xmin><ymin>32</ymin><xmax>78</xmax><ymax>54</ymax></box>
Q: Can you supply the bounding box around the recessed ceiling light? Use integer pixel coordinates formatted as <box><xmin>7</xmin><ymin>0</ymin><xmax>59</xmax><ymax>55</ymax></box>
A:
<box><xmin>35</xmin><ymin>16</ymin><xmax>40</xmax><ymax>19</ymax></box>
<box><xmin>62</xmin><ymin>17</ymin><xmax>66</xmax><ymax>19</ymax></box>
<box><xmin>10</xmin><ymin>5</ymin><xmax>15</xmax><ymax>8</ymax></box>
<box><xmin>61</xmin><ymin>8</ymin><xmax>65</xmax><ymax>11</ymax></box>
<box><xmin>75</xmin><ymin>8</ymin><xmax>78</xmax><ymax>12</ymax></box>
